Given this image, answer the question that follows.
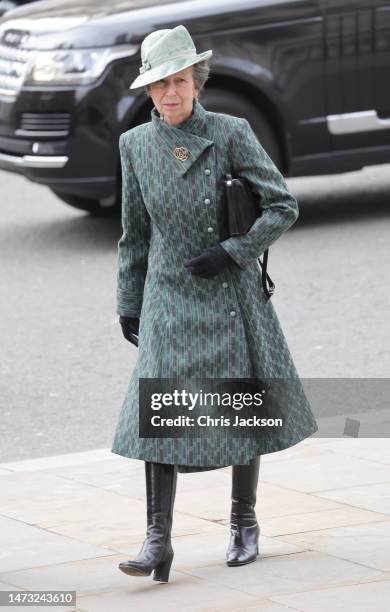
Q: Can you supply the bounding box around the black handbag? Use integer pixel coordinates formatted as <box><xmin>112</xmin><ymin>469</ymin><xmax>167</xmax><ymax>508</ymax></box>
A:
<box><xmin>218</xmin><ymin>173</ymin><xmax>275</xmax><ymax>299</ymax></box>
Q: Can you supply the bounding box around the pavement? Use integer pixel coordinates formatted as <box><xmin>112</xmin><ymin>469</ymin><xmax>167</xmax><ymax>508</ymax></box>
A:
<box><xmin>1</xmin><ymin>437</ymin><xmax>390</xmax><ymax>611</ymax></box>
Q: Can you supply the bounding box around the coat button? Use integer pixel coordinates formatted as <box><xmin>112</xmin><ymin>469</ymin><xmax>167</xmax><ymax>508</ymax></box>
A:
<box><xmin>222</xmin><ymin>282</ymin><xmax>228</xmax><ymax>288</ymax></box>
<box><xmin>204</xmin><ymin>198</ymin><xmax>211</xmax><ymax>204</ymax></box>
<box><xmin>230</xmin><ymin>310</ymin><xmax>236</xmax><ymax>317</ymax></box>
<box><xmin>207</xmin><ymin>226</ymin><xmax>214</xmax><ymax>233</ymax></box>
<box><xmin>205</xmin><ymin>168</ymin><xmax>211</xmax><ymax>175</ymax></box>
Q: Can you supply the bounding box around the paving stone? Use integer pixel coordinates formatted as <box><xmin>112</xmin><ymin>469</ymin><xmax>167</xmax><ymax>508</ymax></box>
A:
<box><xmin>260</xmin><ymin>507</ymin><xmax>390</xmax><ymax>537</ymax></box>
<box><xmin>75</xmin><ymin>572</ymin><xmax>267</xmax><ymax>612</ymax></box>
<box><xmin>181</xmin><ymin>550</ymin><xmax>385</xmax><ymax>598</ymax></box>
<box><xmin>260</xmin><ymin>453</ymin><xmax>390</xmax><ymax>493</ymax></box>
<box><xmin>0</xmin><ymin>554</ymin><xmax>140</xmax><ymax>597</ymax></box>
<box><xmin>0</xmin><ymin>516</ymin><xmax>110</xmax><ymax>574</ymax></box>
<box><xmin>314</xmin><ymin>438</ymin><xmax>390</xmax><ymax>464</ymax></box>
<box><xmin>277</xmin><ymin>520</ymin><xmax>390</xmax><ymax>571</ymax></box>
<box><xmin>271</xmin><ymin>577</ymin><xmax>390</xmax><ymax>612</ymax></box>
<box><xmin>317</xmin><ymin>481</ymin><xmax>390</xmax><ymax>515</ymax></box>
<box><xmin>0</xmin><ymin>449</ymin><xmax>118</xmax><ymax>472</ymax></box>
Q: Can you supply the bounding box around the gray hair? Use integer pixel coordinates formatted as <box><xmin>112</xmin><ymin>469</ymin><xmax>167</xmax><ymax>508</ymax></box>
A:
<box><xmin>144</xmin><ymin>59</ymin><xmax>211</xmax><ymax>98</ymax></box>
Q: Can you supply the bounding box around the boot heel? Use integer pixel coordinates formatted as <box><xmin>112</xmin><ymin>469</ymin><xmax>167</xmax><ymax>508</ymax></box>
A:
<box><xmin>153</xmin><ymin>551</ymin><xmax>173</xmax><ymax>583</ymax></box>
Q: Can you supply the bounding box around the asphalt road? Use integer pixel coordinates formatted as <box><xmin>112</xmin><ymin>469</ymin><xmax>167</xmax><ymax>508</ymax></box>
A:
<box><xmin>1</xmin><ymin>165</ymin><xmax>389</xmax><ymax>462</ymax></box>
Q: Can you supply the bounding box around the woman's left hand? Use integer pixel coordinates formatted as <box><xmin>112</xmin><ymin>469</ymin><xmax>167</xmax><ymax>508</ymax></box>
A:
<box><xmin>184</xmin><ymin>244</ymin><xmax>237</xmax><ymax>278</ymax></box>
<box><xmin>119</xmin><ymin>316</ymin><xmax>139</xmax><ymax>346</ymax></box>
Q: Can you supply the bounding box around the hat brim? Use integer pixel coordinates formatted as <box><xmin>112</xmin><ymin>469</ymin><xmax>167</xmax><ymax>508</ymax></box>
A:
<box><xmin>129</xmin><ymin>49</ymin><xmax>212</xmax><ymax>89</ymax></box>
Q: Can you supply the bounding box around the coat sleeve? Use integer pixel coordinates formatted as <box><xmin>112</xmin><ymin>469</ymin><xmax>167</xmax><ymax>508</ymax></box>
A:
<box><xmin>116</xmin><ymin>132</ymin><xmax>151</xmax><ymax>317</ymax></box>
<box><xmin>219</xmin><ymin>118</ymin><xmax>299</xmax><ymax>270</ymax></box>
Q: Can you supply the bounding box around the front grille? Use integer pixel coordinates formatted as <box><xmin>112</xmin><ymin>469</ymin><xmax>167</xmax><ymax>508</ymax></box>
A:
<box><xmin>16</xmin><ymin>113</ymin><xmax>72</xmax><ymax>137</ymax></box>
<box><xmin>0</xmin><ymin>42</ymin><xmax>33</xmax><ymax>96</ymax></box>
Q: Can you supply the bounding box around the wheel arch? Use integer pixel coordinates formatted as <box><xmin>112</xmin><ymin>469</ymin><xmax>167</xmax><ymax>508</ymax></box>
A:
<box><xmin>206</xmin><ymin>71</ymin><xmax>291</xmax><ymax>175</ymax></box>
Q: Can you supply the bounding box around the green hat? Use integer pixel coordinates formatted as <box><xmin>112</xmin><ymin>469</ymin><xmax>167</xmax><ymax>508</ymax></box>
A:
<box><xmin>129</xmin><ymin>24</ymin><xmax>212</xmax><ymax>90</ymax></box>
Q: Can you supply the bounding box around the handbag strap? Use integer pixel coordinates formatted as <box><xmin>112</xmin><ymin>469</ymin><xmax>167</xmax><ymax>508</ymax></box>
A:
<box><xmin>258</xmin><ymin>250</ymin><xmax>275</xmax><ymax>298</ymax></box>
<box><xmin>221</xmin><ymin>128</ymin><xmax>275</xmax><ymax>299</ymax></box>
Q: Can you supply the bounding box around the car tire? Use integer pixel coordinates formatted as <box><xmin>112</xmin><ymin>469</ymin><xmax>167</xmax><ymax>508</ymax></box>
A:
<box><xmin>50</xmin><ymin>189</ymin><xmax>120</xmax><ymax>217</ymax></box>
<box><xmin>199</xmin><ymin>88</ymin><xmax>283</xmax><ymax>170</ymax></box>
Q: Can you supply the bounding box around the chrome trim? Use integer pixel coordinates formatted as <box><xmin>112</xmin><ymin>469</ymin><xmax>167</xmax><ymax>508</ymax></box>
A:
<box><xmin>0</xmin><ymin>41</ymin><xmax>33</xmax><ymax>95</ymax></box>
<box><xmin>15</xmin><ymin>129</ymin><xmax>69</xmax><ymax>137</ymax></box>
<box><xmin>0</xmin><ymin>152</ymin><xmax>68</xmax><ymax>168</ymax></box>
<box><xmin>327</xmin><ymin>110</ymin><xmax>390</xmax><ymax>135</ymax></box>
<box><xmin>0</xmin><ymin>87</ymin><xmax>16</xmax><ymax>98</ymax></box>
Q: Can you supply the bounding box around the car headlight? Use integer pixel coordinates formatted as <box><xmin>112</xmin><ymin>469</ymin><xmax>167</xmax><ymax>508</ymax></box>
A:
<box><xmin>24</xmin><ymin>45</ymin><xmax>139</xmax><ymax>85</ymax></box>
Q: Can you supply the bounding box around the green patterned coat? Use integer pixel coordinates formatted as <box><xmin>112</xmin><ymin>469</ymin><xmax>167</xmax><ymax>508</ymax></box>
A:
<box><xmin>111</xmin><ymin>99</ymin><xmax>318</xmax><ymax>473</ymax></box>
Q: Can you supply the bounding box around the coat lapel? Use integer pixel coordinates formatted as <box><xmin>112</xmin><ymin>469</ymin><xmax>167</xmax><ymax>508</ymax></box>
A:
<box><xmin>150</xmin><ymin>99</ymin><xmax>214</xmax><ymax>177</ymax></box>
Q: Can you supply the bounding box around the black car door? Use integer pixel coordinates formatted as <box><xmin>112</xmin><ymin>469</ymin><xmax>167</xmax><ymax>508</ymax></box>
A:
<box><xmin>322</xmin><ymin>0</ymin><xmax>390</xmax><ymax>153</ymax></box>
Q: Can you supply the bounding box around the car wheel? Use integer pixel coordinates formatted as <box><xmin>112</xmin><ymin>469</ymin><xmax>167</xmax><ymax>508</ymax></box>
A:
<box><xmin>199</xmin><ymin>88</ymin><xmax>283</xmax><ymax>170</ymax></box>
<box><xmin>50</xmin><ymin>190</ymin><xmax>120</xmax><ymax>217</ymax></box>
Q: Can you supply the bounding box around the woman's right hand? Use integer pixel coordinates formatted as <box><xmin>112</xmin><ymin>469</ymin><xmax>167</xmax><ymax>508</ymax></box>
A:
<box><xmin>119</xmin><ymin>316</ymin><xmax>139</xmax><ymax>347</ymax></box>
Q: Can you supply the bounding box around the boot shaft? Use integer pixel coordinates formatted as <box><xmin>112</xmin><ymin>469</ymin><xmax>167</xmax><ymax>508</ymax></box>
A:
<box><xmin>230</xmin><ymin>455</ymin><xmax>261</xmax><ymax>526</ymax></box>
<box><xmin>145</xmin><ymin>461</ymin><xmax>178</xmax><ymax>544</ymax></box>
<box><xmin>231</xmin><ymin>455</ymin><xmax>261</xmax><ymax>505</ymax></box>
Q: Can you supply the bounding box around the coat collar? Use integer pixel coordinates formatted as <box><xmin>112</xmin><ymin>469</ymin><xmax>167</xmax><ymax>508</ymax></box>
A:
<box><xmin>150</xmin><ymin>98</ymin><xmax>214</xmax><ymax>177</ymax></box>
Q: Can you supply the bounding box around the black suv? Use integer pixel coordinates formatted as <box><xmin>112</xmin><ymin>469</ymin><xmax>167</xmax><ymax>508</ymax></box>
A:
<box><xmin>0</xmin><ymin>0</ymin><xmax>389</xmax><ymax>215</ymax></box>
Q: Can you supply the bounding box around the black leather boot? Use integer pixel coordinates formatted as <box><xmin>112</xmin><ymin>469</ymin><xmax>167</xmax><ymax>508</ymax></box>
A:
<box><xmin>119</xmin><ymin>461</ymin><xmax>178</xmax><ymax>582</ymax></box>
<box><xmin>226</xmin><ymin>455</ymin><xmax>261</xmax><ymax>567</ymax></box>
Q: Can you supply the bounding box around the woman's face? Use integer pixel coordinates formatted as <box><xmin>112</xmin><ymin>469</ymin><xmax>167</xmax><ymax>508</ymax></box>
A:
<box><xmin>148</xmin><ymin>66</ymin><xmax>198</xmax><ymax>126</ymax></box>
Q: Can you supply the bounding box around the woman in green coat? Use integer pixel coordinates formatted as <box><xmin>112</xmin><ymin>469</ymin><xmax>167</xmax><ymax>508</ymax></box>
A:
<box><xmin>112</xmin><ymin>25</ymin><xmax>318</xmax><ymax>583</ymax></box>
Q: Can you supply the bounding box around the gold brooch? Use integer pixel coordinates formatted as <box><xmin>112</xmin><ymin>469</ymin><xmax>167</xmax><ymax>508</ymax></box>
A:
<box><xmin>173</xmin><ymin>146</ymin><xmax>189</xmax><ymax>161</ymax></box>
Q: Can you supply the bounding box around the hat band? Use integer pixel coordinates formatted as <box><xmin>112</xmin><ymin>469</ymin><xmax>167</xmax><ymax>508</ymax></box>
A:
<box><xmin>139</xmin><ymin>50</ymin><xmax>198</xmax><ymax>74</ymax></box>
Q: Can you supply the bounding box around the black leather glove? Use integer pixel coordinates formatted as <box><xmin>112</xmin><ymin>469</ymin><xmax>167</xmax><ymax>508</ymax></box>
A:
<box><xmin>119</xmin><ymin>316</ymin><xmax>139</xmax><ymax>346</ymax></box>
<box><xmin>184</xmin><ymin>244</ymin><xmax>237</xmax><ymax>279</ymax></box>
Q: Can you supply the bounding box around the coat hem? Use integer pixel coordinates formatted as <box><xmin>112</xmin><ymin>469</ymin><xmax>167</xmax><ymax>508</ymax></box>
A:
<box><xmin>110</xmin><ymin>420</ymin><xmax>318</xmax><ymax>473</ymax></box>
